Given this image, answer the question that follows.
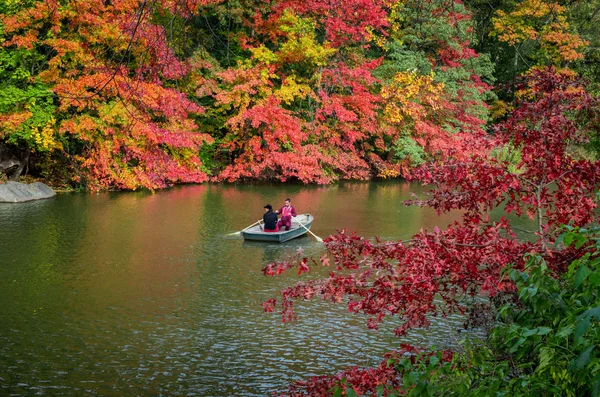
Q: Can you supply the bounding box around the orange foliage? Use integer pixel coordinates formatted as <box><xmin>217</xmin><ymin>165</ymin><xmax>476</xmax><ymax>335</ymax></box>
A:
<box><xmin>492</xmin><ymin>0</ymin><xmax>588</xmax><ymax>63</ymax></box>
<box><xmin>1</xmin><ymin>0</ymin><xmax>221</xmax><ymax>190</ymax></box>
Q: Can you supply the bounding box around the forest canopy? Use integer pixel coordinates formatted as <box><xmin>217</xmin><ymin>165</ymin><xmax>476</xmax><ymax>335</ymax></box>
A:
<box><xmin>0</xmin><ymin>0</ymin><xmax>598</xmax><ymax>190</ymax></box>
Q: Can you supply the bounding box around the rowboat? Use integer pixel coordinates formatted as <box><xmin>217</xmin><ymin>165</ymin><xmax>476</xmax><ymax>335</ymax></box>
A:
<box><xmin>241</xmin><ymin>213</ymin><xmax>315</xmax><ymax>243</ymax></box>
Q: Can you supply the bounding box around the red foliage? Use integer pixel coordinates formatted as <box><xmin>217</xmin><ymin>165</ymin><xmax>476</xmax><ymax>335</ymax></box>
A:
<box><xmin>211</xmin><ymin>0</ymin><xmax>494</xmax><ymax>184</ymax></box>
<box><xmin>213</xmin><ymin>58</ymin><xmax>382</xmax><ymax>183</ymax></box>
<box><xmin>279</xmin><ymin>345</ymin><xmax>453</xmax><ymax>396</ymax></box>
<box><xmin>266</xmin><ymin>220</ymin><xmax>531</xmax><ymax>334</ymax></box>
<box><xmin>270</xmin><ymin>0</ymin><xmax>389</xmax><ymax>47</ymax></box>
<box><xmin>282</xmin><ymin>359</ymin><xmax>399</xmax><ymax>396</ymax></box>
<box><xmin>412</xmin><ymin>68</ymin><xmax>600</xmax><ymax>244</ymax></box>
<box><xmin>317</xmin><ymin>60</ymin><xmax>384</xmax><ymax>151</ymax></box>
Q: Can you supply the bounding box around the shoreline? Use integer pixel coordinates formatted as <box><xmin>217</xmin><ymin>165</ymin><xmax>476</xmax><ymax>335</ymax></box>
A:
<box><xmin>1</xmin><ymin>176</ymin><xmax>410</xmax><ymax>194</ymax></box>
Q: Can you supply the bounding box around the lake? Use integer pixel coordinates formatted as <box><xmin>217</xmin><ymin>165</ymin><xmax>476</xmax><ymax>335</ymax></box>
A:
<box><xmin>1</xmin><ymin>181</ymin><xmax>483</xmax><ymax>396</ymax></box>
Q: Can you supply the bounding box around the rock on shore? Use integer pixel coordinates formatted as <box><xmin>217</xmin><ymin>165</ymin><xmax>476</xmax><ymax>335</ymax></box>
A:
<box><xmin>0</xmin><ymin>181</ymin><xmax>56</xmax><ymax>203</ymax></box>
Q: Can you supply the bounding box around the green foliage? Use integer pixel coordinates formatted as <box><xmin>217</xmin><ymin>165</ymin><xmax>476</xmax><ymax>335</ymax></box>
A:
<box><xmin>490</xmin><ymin>143</ymin><xmax>522</xmax><ymax>174</ymax></box>
<box><xmin>433</xmin><ymin>52</ymin><xmax>496</xmax><ymax>123</ymax></box>
<box><xmin>392</xmin><ymin>134</ymin><xmax>426</xmax><ymax>166</ymax></box>
<box><xmin>198</xmin><ymin>140</ymin><xmax>227</xmax><ymax>176</ymax></box>
<box><xmin>374</xmin><ymin>43</ymin><xmax>432</xmax><ymax>82</ymax></box>
<box><xmin>0</xmin><ymin>41</ymin><xmax>58</xmax><ymax>151</ymax></box>
<box><xmin>485</xmin><ymin>232</ymin><xmax>600</xmax><ymax>396</ymax></box>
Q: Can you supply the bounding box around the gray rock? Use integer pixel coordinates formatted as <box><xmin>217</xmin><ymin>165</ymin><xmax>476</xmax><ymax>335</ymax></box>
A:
<box><xmin>0</xmin><ymin>181</ymin><xmax>56</xmax><ymax>203</ymax></box>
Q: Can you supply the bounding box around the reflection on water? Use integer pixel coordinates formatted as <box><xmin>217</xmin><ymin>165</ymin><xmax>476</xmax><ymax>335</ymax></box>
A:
<box><xmin>1</xmin><ymin>181</ymin><xmax>491</xmax><ymax>396</ymax></box>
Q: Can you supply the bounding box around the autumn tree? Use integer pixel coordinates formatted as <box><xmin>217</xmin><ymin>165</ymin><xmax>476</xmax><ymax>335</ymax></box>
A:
<box><xmin>204</xmin><ymin>2</ymin><xmax>387</xmax><ymax>183</ymax></box>
<box><xmin>465</xmin><ymin>0</ymin><xmax>593</xmax><ymax>112</ymax></box>
<box><xmin>491</xmin><ymin>0</ymin><xmax>587</xmax><ymax>66</ymax></box>
<box><xmin>376</xmin><ymin>0</ymin><xmax>495</xmax><ymax>173</ymax></box>
<box><xmin>2</xmin><ymin>0</ymin><xmax>597</xmax><ymax>194</ymax></box>
<box><xmin>0</xmin><ymin>0</ymin><xmax>218</xmax><ymax>189</ymax></box>
<box><xmin>279</xmin><ymin>232</ymin><xmax>600</xmax><ymax>396</ymax></box>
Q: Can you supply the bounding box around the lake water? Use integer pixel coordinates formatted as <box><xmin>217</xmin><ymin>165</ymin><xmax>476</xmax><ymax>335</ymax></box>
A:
<box><xmin>1</xmin><ymin>181</ymin><xmax>483</xmax><ymax>396</ymax></box>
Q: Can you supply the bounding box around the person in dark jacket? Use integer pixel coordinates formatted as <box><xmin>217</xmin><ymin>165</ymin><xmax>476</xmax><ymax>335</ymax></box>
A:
<box><xmin>263</xmin><ymin>204</ymin><xmax>279</xmax><ymax>232</ymax></box>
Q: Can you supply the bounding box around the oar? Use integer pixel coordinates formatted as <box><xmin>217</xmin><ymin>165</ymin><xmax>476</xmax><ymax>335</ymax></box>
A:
<box><xmin>293</xmin><ymin>216</ymin><xmax>323</xmax><ymax>243</ymax></box>
<box><xmin>227</xmin><ymin>219</ymin><xmax>261</xmax><ymax>236</ymax></box>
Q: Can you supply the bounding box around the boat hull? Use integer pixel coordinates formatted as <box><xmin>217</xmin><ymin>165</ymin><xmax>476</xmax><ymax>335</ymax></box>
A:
<box><xmin>241</xmin><ymin>214</ymin><xmax>314</xmax><ymax>243</ymax></box>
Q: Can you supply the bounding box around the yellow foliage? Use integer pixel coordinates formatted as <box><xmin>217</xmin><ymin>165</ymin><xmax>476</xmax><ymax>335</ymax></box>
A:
<box><xmin>364</xmin><ymin>26</ymin><xmax>388</xmax><ymax>50</ymax></box>
<box><xmin>491</xmin><ymin>0</ymin><xmax>587</xmax><ymax>63</ymax></box>
<box><xmin>385</xmin><ymin>0</ymin><xmax>405</xmax><ymax>40</ymax></box>
<box><xmin>250</xmin><ymin>45</ymin><xmax>278</xmax><ymax>65</ymax></box>
<box><xmin>275</xmin><ymin>75</ymin><xmax>313</xmax><ymax>105</ymax></box>
<box><xmin>490</xmin><ymin>100</ymin><xmax>514</xmax><ymax>120</ymax></box>
<box><xmin>381</xmin><ymin>71</ymin><xmax>444</xmax><ymax>124</ymax></box>
<box><xmin>32</xmin><ymin>117</ymin><xmax>62</xmax><ymax>151</ymax></box>
<box><xmin>276</xmin><ymin>10</ymin><xmax>336</xmax><ymax>67</ymax></box>
<box><xmin>378</xmin><ymin>168</ymin><xmax>400</xmax><ymax>179</ymax></box>
<box><xmin>98</xmin><ymin>101</ymin><xmax>135</xmax><ymax>127</ymax></box>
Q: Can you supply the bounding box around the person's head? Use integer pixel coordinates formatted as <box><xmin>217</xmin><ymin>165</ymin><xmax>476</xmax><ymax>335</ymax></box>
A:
<box><xmin>264</xmin><ymin>204</ymin><xmax>272</xmax><ymax>212</ymax></box>
<box><xmin>284</xmin><ymin>198</ymin><xmax>291</xmax><ymax>206</ymax></box>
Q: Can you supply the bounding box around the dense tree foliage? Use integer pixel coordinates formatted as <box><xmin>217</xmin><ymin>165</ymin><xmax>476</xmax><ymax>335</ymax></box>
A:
<box><xmin>0</xmin><ymin>0</ymin><xmax>218</xmax><ymax>189</ymax></box>
<box><xmin>0</xmin><ymin>0</ymin><xmax>500</xmax><ymax>188</ymax></box>
<box><xmin>2</xmin><ymin>0</ymin><xmax>598</xmax><ymax>189</ymax></box>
